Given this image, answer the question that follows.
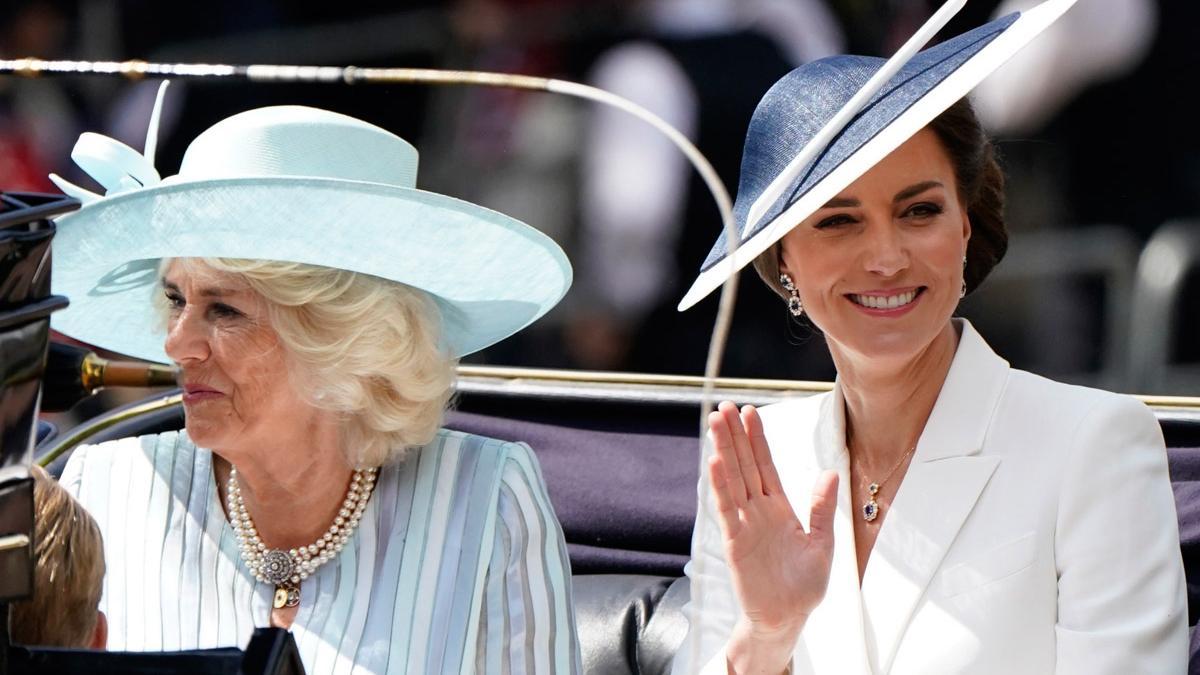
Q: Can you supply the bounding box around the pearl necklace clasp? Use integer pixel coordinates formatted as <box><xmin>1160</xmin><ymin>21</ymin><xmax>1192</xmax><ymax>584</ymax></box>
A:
<box><xmin>227</xmin><ymin>465</ymin><xmax>377</xmax><ymax>608</ymax></box>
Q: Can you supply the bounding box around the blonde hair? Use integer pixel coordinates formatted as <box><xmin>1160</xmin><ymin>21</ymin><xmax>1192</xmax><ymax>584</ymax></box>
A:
<box><xmin>9</xmin><ymin>466</ymin><xmax>105</xmax><ymax>648</ymax></box>
<box><xmin>160</xmin><ymin>258</ymin><xmax>457</xmax><ymax>466</ymax></box>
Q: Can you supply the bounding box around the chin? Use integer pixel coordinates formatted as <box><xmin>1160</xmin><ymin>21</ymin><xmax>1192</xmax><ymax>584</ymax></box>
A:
<box><xmin>182</xmin><ymin>417</ymin><xmax>229</xmax><ymax>449</ymax></box>
<box><xmin>849</xmin><ymin>333</ymin><xmax>925</xmax><ymax>362</ymax></box>
<box><xmin>830</xmin><ymin>313</ymin><xmax>950</xmax><ymax>363</ymax></box>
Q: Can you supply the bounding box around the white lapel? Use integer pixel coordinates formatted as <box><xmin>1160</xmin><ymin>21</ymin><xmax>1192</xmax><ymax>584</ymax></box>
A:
<box><xmin>858</xmin><ymin>320</ymin><xmax>1008</xmax><ymax>673</ymax></box>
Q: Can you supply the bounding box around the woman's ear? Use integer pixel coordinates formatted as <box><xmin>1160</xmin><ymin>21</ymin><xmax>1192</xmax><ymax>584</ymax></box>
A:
<box><xmin>776</xmin><ymin>245</ymin><xmax>792</xmax><ymax>279</ymax></box>
<box><xmin>89</xmin><ymin>611</ymin><xmax>107</xmax><ymax>650</ymax></box>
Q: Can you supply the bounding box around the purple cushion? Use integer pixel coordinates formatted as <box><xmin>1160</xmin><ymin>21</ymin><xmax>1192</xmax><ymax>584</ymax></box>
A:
<box><xmin>445</xmin><ymin>410</ymin><xmax>699</xmax><ymax>575</ymax></box>
<box><xmin>1170</xmin><ymin>447</ymin><xmax>1200</xmax><ymax>628</ymax></box>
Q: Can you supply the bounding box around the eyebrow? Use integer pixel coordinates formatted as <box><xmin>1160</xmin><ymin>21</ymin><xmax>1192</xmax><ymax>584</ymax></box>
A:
<box><xmin>161</xmin><ymin>279</ymin><xmax>243</xmax><ymax>298</ymax></box>
<box><xmin>819</xmin><ymin>180</ymin><xmax>946</xmax><ymax>209</ymax></box>
<box><xmin>894</xmin><ymin>180</ymin><xmax>944</xmax><ymax>203</ymax></box>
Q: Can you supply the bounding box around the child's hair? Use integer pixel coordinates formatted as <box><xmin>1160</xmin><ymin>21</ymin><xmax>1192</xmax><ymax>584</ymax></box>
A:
<box><xmin>9</xmin><ymin>465</ymin><xmax>106</xmax><ymax>648</ymax></box>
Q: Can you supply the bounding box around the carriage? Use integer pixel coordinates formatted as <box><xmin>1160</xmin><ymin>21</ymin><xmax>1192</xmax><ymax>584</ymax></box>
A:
<box><xmin>4</xmin><ymin>189</ymin><xmax>1200</xmax><ymax>674</ymax></box>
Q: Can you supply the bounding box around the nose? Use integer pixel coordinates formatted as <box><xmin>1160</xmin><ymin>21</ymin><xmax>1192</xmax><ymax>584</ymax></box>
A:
<box><xmin>163</xmin><ymin>305</ymin><xmax>210</xmax><ymax>365</ymax></box>
<box><xmin>862</xmin><ymin>222</ymin><xmax>909</xmax><ymax>278</ymax></box>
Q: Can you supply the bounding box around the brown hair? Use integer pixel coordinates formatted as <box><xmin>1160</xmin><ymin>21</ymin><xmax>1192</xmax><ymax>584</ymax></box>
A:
<box><xmin>9</xmin><ymin>465</ymin><xmax>105</xmax><ymax>648</ymax></box>
<box><xmin>752</xmin><ymin>97</ymin><xmax>1007</xmax><ymax>301</ymax></box>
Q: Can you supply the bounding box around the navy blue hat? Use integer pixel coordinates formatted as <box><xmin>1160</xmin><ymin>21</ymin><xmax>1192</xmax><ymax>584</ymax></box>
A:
<box><xmin>678</xmin><ymin>0</ymin><xmax>1076</xmax><ymax>310</ymax></box>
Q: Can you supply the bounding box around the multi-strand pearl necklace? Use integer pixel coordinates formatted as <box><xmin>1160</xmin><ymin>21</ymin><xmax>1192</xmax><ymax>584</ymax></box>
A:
<box><xmin>227</xmin><ymin>465</ymin><xmax>378</xmax><ymax>608</ymax></box>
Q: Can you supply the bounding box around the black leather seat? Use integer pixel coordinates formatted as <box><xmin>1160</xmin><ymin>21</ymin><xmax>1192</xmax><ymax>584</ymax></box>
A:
<box><xmin>571</xmin><ymin>575</ymin><xmax>688</xmax><ymax>675</ymax></box>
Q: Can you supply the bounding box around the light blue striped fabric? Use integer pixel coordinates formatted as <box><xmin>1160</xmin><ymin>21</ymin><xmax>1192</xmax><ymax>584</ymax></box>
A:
<box><xmin>59</xmin><ymin>429</ymin><xmax>582</xmax><ymax>674</ymax></box>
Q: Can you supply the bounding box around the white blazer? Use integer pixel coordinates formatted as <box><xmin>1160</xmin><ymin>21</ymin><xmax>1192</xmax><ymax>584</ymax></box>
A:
<box><xmin>673</xmin><ymin>320</ymin><xmax>1188</xmax><ymax>675</ymax></box>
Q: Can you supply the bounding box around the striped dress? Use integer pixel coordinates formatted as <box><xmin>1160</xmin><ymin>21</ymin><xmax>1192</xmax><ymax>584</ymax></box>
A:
<box><xmin>59</xmin><ymin>429</ymin><xmax>582</xmax><ymax>674</ymax></box>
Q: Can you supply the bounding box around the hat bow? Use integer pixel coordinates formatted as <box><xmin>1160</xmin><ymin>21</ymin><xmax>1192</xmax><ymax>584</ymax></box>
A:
<box><xmin>48</xmin><ymin>81</ymin><xmax>171</xmax><ymax>205</ymax></box>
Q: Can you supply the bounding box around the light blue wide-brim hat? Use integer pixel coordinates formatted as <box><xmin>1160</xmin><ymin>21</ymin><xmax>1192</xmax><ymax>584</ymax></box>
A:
<box><xmin>48</xmin><ymin>101</ymin><xmax>572</xmax><ymax>362</ymax></box>
<box><xmin>678</xmin><ymin>0</ymin><xmax>1075</xmax><ymax>310</ymax></box>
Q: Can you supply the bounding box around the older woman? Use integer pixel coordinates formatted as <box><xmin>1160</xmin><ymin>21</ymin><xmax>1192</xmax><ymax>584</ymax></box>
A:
<box><xmin>51</xmin><ymin>100</ymin><xmax>580</xmax><ymax>672</ymax></box>
<box><xmin>672</xmin><ymin>3</ymin><xmax>1188</xmax><ymax>674</ymax></box>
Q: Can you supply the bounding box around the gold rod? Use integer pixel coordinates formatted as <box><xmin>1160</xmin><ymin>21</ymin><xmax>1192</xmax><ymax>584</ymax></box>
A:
<box><xmin>0</xmin><ymin>534</ymin><xmax>31</xmax><ymax>554</ymax></box>
<box><xmin>36</xmin><ymin>393</ymin><xmax>183</xmax><ymax>469</ymax></box>
<box><xmin>456</xmin><ymin>365</ymin><xmax>833</xmax><ymax>393</ymax></box>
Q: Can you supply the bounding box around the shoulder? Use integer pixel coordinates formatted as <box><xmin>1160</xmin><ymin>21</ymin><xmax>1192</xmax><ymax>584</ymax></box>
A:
<box><xmin>957</xmin><ymin>320</ymin><xmax>1154</xmax><ymax>437</ymax></box>
<box><xmin>1001</xmin><ymin>369</ymin><xmax>1157</xmax><ymax>435</ymax></box>
<box><xmin>61</xmin><ymin>431</ymin><xmax>198</xmax><ymax>484</ymax></box>
<box><xmin>418</xmin><ymin>428</ymin><xmax>537</xmax><ymax>465</ymax></box>
<box><xmin>69</xmin><ymin>429</ymin><xmax>192</xmax><ymax>458</ymax></box>
<box><xmin>398</xmin><ymin>429</ymin><xmax>549</xmax><ymax>504</ymax></box>
<box><xmin>438</xmin><ymin>430</ymin><xmax>556</xmax><ymax>516</ymax></box>
<box><xmin>988</xmin><ymin>370</ymin><xmax>1164</xmax><ymax>484</ymax></box>
<box><xmin>59</xmin><ymin>431</ymin><xmax>207</xmax><ymax>531</ymax></box>
<box><xmin>441</xmin><ymin>429</ymin><xmax>547</xmax><ymax>493</ymax></box>
<box><xmin>401</xmin><ymin>430</ymin><xmax>563</xmax><ymax>560</ymax></box>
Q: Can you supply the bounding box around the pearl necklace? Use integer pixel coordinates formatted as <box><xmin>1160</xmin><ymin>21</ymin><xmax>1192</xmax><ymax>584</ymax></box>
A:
<box><xmin>227</xmin><ymin>465</ymin><xmax>378</xmax><ymax>608</ymax></box>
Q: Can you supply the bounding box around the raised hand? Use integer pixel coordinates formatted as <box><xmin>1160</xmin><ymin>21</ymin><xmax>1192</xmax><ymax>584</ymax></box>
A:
<box><xmin>708</xmin><ymin>401</ymin><xmax>838</xmax><ymax>671</ymax></box>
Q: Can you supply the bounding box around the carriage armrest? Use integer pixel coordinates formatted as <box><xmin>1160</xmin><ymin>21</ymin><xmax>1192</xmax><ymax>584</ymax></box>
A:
<box><xmin>572</xmin><ymin>574</ymin><xmax>688</xmax><ymax>675</ymax></box>
<box><xmin>4</xmin><ymin>627</ymin><xmax>303</xmax><ymax>675</ymax></box>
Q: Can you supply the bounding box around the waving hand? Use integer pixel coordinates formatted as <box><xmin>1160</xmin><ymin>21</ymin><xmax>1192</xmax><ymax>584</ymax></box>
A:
<box><xmin>707</xmin><ymin>401</ymin><xmax>838</xmax><ymax>672</ymax></box>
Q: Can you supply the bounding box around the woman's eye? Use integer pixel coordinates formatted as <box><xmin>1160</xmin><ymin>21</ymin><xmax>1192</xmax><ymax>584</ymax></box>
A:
<box><xmin>815</xmin><ymin>213</ymin><xmax>855</xmax><ymax>229</ymax></box>
<box><xmin>164</xmin><ymin>292</ymin><xmax>185</xmax><ymax>310</ymax></box>
<box><xmin>211</xmin><ymin>303</ymin><xmax>244</xmax><ymax>319</ymax></box>
<box><xmin>906</xmin><ymin>202</ymin><xmax>944</xmax><ymax>218</ymax></box>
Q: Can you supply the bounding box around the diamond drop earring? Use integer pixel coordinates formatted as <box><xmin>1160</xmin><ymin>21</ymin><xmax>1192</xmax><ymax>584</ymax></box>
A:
<box><xmin>960</xmin><ymin>255</ymin><xmax>969</xmax><ymax>299</ymax></box>
<box><xmin>779</xmin><ymin>273</ymin><xmax>804</xmax><ymax>317</ymax></box>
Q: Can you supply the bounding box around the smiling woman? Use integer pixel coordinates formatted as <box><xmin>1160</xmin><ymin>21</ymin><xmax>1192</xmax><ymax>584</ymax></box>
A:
<box><xmin>774</xmin><ymin>128</ymin><xmax>972</xmax><ymax>361</ymax></box>
<box><xmin>672</xmin><ymin>3</ymin><xmax>1188</xmax><ymax>674</ymax></box>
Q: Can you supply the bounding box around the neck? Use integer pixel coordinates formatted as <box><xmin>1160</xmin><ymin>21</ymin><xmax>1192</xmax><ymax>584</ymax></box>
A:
<box><xmin>832</xmin><ymin>321</ymin><xmax>960</xmax><ymax>470</ymax></box>
<box><xmin>213</xmin><ymin>413</ymin><xmax>355</xmax><ymax>550</ymax></box>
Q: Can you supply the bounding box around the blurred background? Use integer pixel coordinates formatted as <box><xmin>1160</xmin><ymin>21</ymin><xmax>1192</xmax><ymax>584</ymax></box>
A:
<box><xmin>4</xmin><ymin>0</ymin><xmax>1199</xmax><ymax>400</ymax></box>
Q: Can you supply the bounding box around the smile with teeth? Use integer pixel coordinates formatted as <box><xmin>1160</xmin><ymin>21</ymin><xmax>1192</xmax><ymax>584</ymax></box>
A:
<box><xmin>849</xmin><ymin>288</ymin><xmax>921</xmax><ymax>310</ymax></box>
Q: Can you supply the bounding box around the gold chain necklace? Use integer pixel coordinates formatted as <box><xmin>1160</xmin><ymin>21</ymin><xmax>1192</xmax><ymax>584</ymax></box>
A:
<box><xmin>855</xmin><ymin>445</ymin><xmax>916</xmax><ymax>522</ymax></box>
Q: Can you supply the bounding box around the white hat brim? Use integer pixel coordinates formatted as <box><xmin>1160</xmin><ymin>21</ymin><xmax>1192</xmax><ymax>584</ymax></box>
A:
<box><xmin>677</xmin><ymin>0</ymin><xmax>1076</xmax><ymax>311</ymax></box>
<box><xmin>52</xmin><ymin>176</ymin><xmax>572</xmax><ymax>361</ymax></box>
